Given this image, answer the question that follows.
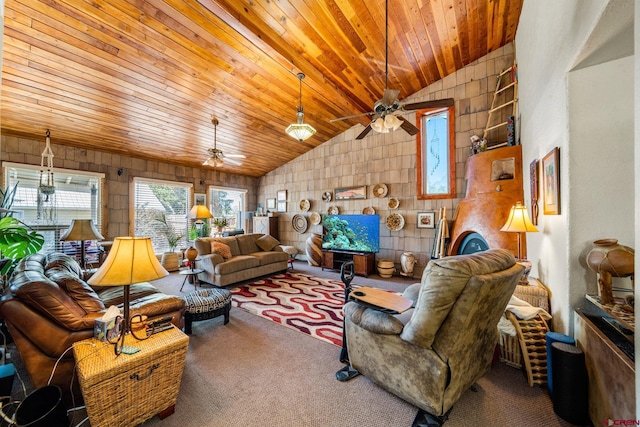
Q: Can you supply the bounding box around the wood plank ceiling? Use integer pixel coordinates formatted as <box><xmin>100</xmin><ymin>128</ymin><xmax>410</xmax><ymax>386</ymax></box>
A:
<box><xmin>1</xmin><ymin>0</ymin><xmax>522</xmax><ymax>178</ymax></box>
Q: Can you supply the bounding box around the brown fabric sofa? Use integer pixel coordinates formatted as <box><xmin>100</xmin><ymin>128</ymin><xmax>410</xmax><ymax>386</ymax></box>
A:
<box><xmin>0</xmin><ymin>253</ymin><xmax>185</xmax><ymax>405</ymax></box>
<box><xmin>194</xmin><ymin>233</ymin><xmax>288</xmax><ymax>287</ymax></box>
<box><xmin>344</xmin><ymin>249</ymin><xmax>524</xmax><ymax>419</ymax></box>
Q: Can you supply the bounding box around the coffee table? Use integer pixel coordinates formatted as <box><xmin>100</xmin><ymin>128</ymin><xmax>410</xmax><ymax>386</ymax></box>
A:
<box><xmin>179</xmin><ymin>268</ymin><xmax>204</xmax><ymax>292</ymax></box>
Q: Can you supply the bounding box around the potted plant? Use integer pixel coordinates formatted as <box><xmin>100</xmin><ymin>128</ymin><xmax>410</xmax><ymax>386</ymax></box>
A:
<box><xmin>153</xmin><ymin>212</ymin><xmax>184</xmax><ymax>272</ymax></box>
<box><xmin>213</xmin><ymin>217</ymin><xmax>229</xmax><ymax>234</ymax></box>
<box><xmin>0</xmin><ymin>184</ymin><xmax>45</xmax><ymax>283</ymax></box>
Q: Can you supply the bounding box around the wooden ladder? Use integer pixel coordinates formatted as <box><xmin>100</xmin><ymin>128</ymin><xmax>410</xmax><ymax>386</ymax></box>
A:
<box><xmin>483</xmin><ymin>62</ymin><xmax>518</xmax><ymax>149</ymax></box>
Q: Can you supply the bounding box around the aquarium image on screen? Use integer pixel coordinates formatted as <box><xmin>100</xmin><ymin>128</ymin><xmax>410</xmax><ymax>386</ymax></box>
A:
<box><xmin>322</xmin><ymin>214</ymin><xmax>380</xmax><ymax>253</ymax></box>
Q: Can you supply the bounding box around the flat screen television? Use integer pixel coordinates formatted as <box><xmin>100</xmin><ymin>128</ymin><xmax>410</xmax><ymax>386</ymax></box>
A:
<box><xmin>322</xmin><ymin>214</ymin><xmax>380</xmax><ymax>253</ymax></box>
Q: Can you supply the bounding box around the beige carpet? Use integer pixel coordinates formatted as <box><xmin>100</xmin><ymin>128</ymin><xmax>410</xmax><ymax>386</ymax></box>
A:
<box><xmin>5</xmin><ymin>261</ymin><xmax>574</xmax><ymax>426</ymax></box>
<box><xmin>137</xmin><ymin>261</ymin><xmax>574</xmax><ymax>427</ymax></box>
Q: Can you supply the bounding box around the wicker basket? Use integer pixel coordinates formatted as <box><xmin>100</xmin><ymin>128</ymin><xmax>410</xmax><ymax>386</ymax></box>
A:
<box><xmin>73</xmin><ymin>327</ymin><xmax>189</xmax><ymax>427</ymax></box>
<box><xmin>499</xmin><ymin>278</ymin><xmax>551</xmax><ymax>370</ymax></box>
<box><xmin>513</xmin><ymin>278</ymin><xmax>551</xmax><ymax>312</ymax></box>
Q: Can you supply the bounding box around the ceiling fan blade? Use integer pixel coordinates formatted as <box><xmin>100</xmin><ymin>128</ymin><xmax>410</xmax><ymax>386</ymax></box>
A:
<box><xmin>399</xmin><ymin>117</ymin><xmax>420</xmax><ymax>136</ymax></box>
<box><xmin>356</xmin><ymin>124</ymin><xmax>373</xmax><ymax>140</ymax></box>
<box><xmin>402</xmin><ymin>98</ymin><xmax>455</xmax><ymax>111</ymax></box>
<box><xmin>225</xmin><ymin>153</ymin><xmax>246</xmax><ymax>159</ymax></box>
<box><xmin>330</xmin><ymin>111</ymin><xmax>375</xmax><ymax>123</ymax></box>
<box><xmin>223</xmin><ymin>157</ymin><xmax>243</xmax><ymax>166</ymax></box>
<box><xmin>381</xmin><ymin>88</ymin><xmax>400</xmax><ymax>106</ymax></box>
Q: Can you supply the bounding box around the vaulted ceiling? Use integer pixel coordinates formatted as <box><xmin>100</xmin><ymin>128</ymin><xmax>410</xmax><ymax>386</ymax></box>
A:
<box><xmin>1</xmin><ymin>0</ymin><xmax>522</xmax><ymax>178</ymax></box>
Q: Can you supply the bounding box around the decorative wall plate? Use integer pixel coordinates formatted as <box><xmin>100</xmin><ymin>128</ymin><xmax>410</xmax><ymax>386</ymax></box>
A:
<box><xmin>362</xmin><ymin>206</ymin><xmax>376</xmax><ymax>215</ymax></box>
<box><xmin>292</xmin><ymin>214</ymin><xmax>308</xmax><ymax>233</ymax></box>
<box><xmin>373</xmin><ymin>183</ymin><xmax>388</xmax><ymax>198</ymax></box>
<box><xmin>388</xmin><ymin>198</ymin><xmax>399</xmax><ymax>209</ymax></box>
<box><xmin>299</xmin><ymin>199</ymin><xmax>310</xmax><ymax>212</ymax></box>
<box><xmin>322</xmin><ymin>191</ymin><xmax>332</xmax><ymax>202</ymax></box>
<box><xmin>309</xmin><ymin>212</ymin><xmax>321</xmax><ymax>225</ymax></box>
<box><xmin>386</xmin><ymin>213</ymin><xmax>405</xmax><ymax>231</ymax></box>
<box><xmin>327</xmin><ymin>205</ymin><xmax>339</xmax><ymax>215</ymax></box>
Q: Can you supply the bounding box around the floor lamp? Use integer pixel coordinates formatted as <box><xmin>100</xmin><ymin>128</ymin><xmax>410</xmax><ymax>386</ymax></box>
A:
<box><xmin>59</xmin><ymin>219</ymin><xmax>104</xmax><ymax>270</ymax></box>
<box><xmin>88</xmin><ymin>237</ymin><xmax>169</xmax><ymax>355</ymax></box>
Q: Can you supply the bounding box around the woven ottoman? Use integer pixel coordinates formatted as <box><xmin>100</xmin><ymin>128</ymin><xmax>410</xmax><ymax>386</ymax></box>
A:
<box><xmin>280</xmin><ymin>245</ymin><xmax>298</xmax><ymax>270</ymax></box>
<box><xmin>183</xmin><ymin>288</ymin><xmax>232</xmax><ymax>334</ymax></box>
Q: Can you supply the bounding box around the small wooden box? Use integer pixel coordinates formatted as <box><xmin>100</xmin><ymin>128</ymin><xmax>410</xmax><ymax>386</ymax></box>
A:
<box><xmin>73</xmin><ymin>326</ymin><xmax>189</xmax><ymax>427</ymax></box>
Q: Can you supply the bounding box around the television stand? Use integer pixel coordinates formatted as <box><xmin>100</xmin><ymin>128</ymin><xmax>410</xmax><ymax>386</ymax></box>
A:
<box><xmin>321</xmin><ymin>250</ymin><xmax>375</xmax><ymax>277</ymax></box>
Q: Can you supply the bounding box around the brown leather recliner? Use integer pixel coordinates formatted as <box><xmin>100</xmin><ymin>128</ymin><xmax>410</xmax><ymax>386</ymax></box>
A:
<box><xmin>344</xmin><ymin>249</ymin><xmax>524</xmax><ymax>421</ymax></box>
<box><xmin>0</xmin><ymin>253</ymin><xmax>185</xmax><ymax>405</ymax></box>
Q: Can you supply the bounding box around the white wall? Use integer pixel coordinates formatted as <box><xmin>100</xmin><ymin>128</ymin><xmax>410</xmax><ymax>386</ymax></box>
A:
<box><xmin>516</xmin><ymin>0</ymin><xmax>635</xmax><ymax>334</ymax></box>
<box><xmin>568</xmin><ymin>56</ymin><xmax>634</xmax><ymax>298</ymax></box>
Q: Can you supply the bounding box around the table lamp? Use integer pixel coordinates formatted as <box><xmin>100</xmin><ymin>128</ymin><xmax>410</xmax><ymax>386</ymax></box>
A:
<box><xmin>88</xmin><ymin>237</ymin><xmax>169</xmax><ymax>355</ymax></box>
<box><xmin>59</xmin><ymin>219</ymin><xmax>104</xmax><ymax>270</ymax></box>
<box><xmin>500</xmin><ymin>201</ymin><xmax>539</xmax><ymax>260</ymax></box>
<box><xmin>501</xmin><ymin>201</ymin><xmax>538</xmax><ymax>283</ymax></box>
<box><xmin>188</xmin><ymin>205</ymin><xmax>213</xmax><ymax>237</ymax></box>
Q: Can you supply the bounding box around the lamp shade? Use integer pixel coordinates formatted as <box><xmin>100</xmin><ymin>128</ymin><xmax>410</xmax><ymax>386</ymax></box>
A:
<box><xmin>500</xmin><ymin>202</ymin><xmax>539</xmax><ymax>233</ymax></box>
<box><xmin>188</xmin><ymin>205</ymin><xmax>213</xmax><ymax>219</ymax></box>
<box><xmin>285</xmin><ymin>121</ymin><xmax>316</xmax><ymax>141</ymax></box>
<box><xmin>60</xmin><ymin>219</ymin><xmax>104</xmax><ymax>241</ymax></box>
<box><xmin>88</xmin><ymin>237</ymin><xmax>168</xmax><ymax>286</ymax></box>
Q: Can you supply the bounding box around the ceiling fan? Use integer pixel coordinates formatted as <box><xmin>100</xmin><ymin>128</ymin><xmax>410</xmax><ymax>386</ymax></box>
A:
<box><xmin>202</xmin><ymin>118</ymin><xmax>245</xmax><ymax>167</ymax></box>
<box><xmin>331</xmin><ymin>0</ymin><xmax>454</xmax><ymax>140</ymax></box>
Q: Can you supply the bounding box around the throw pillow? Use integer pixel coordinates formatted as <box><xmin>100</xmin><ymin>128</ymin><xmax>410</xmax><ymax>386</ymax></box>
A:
<box><xmin>256</xmin><ymin>234</ymin><xmax>280</xmax><ymax>252</ymax></box>
<box><xmin>211</xmin><ymin>241</ymin><xmax>232</xmax><ymax>260</ymax></box>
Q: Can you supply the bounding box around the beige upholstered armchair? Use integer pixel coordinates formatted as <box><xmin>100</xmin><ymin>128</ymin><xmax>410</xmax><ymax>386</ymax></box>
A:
<box><xmin>343</xmin><ymin>249</ymin><xmax>524</xmax><ymax>423</ymax></box>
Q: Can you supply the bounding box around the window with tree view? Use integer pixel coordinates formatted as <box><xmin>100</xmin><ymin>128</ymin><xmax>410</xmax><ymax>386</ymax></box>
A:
<box><xmin>133</xmin><ymin>178</ymin><xmax>191</xmax><ymax>253</ymax></box>
<box><xmin>209</xmin><ymin>187</ymin><xmax>246</xmax><ymax>233</ymax></box>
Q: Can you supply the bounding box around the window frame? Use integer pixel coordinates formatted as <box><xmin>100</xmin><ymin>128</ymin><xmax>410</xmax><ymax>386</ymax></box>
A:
<box><xmin>208</xmin><ymin>186</ymin><xmax>248</xmax><ymax>233</ymax></box>
<box><xmin>416</xmin><ymin>106</ymin><xmax>456</xmax><ymax>200</ymax></box>
<box><xmin>3</xmin><ymin>162</ymin><xmax>106</xmax><ymax>261</ymax></box>
<box><xmin>132</xmin><ymin>177</ymin><xmax>193</xmax><ymax>253</ymax></box>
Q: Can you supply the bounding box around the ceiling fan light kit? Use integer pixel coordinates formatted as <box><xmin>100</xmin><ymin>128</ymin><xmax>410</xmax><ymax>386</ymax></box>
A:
<box><xmin>203</xmin><ymin>117</ymin><xmax>245</xmax><ymax>167</ymax></box>
<box><xmin>286</xmin><ymin>73</ymin><xmax>316</xmax><ymax>142</ymax></box>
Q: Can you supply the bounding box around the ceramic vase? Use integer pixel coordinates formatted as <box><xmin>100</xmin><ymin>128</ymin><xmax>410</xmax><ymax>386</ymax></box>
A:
<box><xmin>185</xmin><ymin>246</ymin><xmax>198</xmax><ymax>265</ymax></box>
<box><xmin>586</xmin><ymin>239</ymin><xmax>635</xmax><ymax>305</ymax></box>
<box><xmin>161</xmin><ymin>252</ymin><xmax>180</xmax><ymax>272</ymax></box>
<box><xmin>305</xmin><ymin>233</ymin><xmax>323</xmax><ymax>266</ymax></box>
<box><xmin>377</xmin><ymin>259</ymin><xmax>395</xmax><ymax>278</ymax></box>
<box><xmin>400</xmin><ymin>252</ymin><xmax>416</xmax><ymax>277</ymax></box>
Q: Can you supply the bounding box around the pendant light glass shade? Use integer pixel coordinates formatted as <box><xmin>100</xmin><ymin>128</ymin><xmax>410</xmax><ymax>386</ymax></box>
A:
<box><xmin>286</xmin><ymin>73</ymin><xmax>316</xmax><ymax>141</ymax></box>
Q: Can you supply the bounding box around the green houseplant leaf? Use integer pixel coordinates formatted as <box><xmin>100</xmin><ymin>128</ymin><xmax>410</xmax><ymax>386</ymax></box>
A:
<box><xmin>0</xmin><ymin>217</ymin><xmax>45</xmax><ymax>276</ymax></box>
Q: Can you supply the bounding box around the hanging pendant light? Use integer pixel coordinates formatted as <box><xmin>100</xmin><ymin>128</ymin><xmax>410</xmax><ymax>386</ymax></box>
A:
<box><xmin>39</xmin><ymin>130</ymin><xmax>56</xmax><ymax>199</ymax></box>
<box><xmin>285</xmin><ymin>73</ymin><xmax>316</xmax><ymax>141</ymax></box>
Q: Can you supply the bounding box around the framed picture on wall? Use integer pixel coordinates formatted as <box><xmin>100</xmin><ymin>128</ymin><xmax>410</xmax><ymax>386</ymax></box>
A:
<box><xmin>194</xmin><ymin>193</ymin><xmax>206</xmax><ymax>206</ymax></box>
<box><xmin>416</xmin><ymin>212</ymin><xmax>436</xmax><ymax>229</ymax></box>
<box><xmin>542</xmin><ymin>147</ymin><xmax>560</xmax><ymax>215</ymax></box>
<box><xmin>266</xmin><ymin>198</ymin><xmax>276</xmax><ymax>210</ymax></box>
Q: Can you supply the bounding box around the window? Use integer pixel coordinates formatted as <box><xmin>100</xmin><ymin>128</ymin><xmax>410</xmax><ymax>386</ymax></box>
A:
<box><xmin>3</xmin><ymin>162</ymin><xmax>104</xmax><ymax>260</ymax></box>
<box><xmin>416</xmin><ymin>106</ymin><xmax>456</xmax><ymax>199</ymax></box>
<box><xmin>209</xmin><ymin>187</ymin><xmax>247</xmax><ymax>233</ymax></box>
<box><xmin>133</xmin><ymin>178</ymin><xmax>191</xmax><ymax>253</ymax></box>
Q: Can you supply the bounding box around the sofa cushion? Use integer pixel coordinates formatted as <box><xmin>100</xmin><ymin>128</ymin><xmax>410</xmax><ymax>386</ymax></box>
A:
<box><xmin>235</xmin><ymin>234</ymin><xmax>262</xmax><ymax>255</ymax></box>
<box><xmin>214</xmin><ymin>255</ymin><xmax>260</xmax><ymax>275</ymax></box>
<box><xmin>256</xmin><ymin>234</ymin><xmax>280</xmax><ymax>252</ymax></box>
<box><xmin>211</xmin><ymin>241</ymin><xmax>232</xmax><ymax>260</ymax></box>
<box><xmin>46</xmin><ymin>268</ymin><xmax>105</xmax><ymax>313</ymax></box>
<box><xmin>250</xmin><ymin>251</ymin><xmax>288</xmax><ymax>266</ymax></box>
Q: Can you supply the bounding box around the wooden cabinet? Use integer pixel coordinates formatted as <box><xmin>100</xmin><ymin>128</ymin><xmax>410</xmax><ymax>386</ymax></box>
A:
<box><xmin>321</xmin><ymin>250</ymin><xmax>375</xmax><ymax>277</ymax></box>
<box><xmin>574</xmin><ymin>307</ymin><xmax>635</xmax><ymax>424</ymax></box>
<box><xmin>253</xmin><ymin>216</ymin><xmax>279</xmax><ymax>240</ymax></box>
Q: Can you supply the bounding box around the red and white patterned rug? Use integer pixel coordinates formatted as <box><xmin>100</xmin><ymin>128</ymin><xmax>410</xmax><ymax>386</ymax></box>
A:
<box><xmin>231</xmin><ymin>272</ymin><xmax>345</xmax><ymax>347</ymax></box>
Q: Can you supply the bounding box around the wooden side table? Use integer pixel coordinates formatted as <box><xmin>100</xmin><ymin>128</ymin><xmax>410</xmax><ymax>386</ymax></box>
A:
<box><xmin>73</xmin><ymin>326</ymin><xmax>189</xmax><ymax>427</ymax></box>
